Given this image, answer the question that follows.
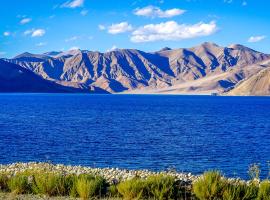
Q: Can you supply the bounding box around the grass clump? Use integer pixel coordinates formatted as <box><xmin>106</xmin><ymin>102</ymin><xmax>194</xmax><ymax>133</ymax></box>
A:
<box><xmin>0</xmin><ymin>173</ymin><xmax>9</xmax><ymax>192</ymax></box>
<box><xmin>75</xmin><ymin>174</ymin><xmax>106</xmax><ymax>200</ymax></box>
<box><xmin>249</xmin><ymin>164</ymin><xmax>261</xmax><ymax>181</ymax></box>
<box><xmin>32</xmin><ymin>172</ymin><xmax>74</xmax><ymax>197</ymax></box>
<box><xmin>193</xmin><ymin>171</ymin><xmax>226</xmax><ymax>200</ymax></box>
<box><xmin>117</xmin><ymin>175</ymin><xmax>177</xmax><ymax>200</ymax></box>
<box><xmin>144</xmin><ymin>175</ymin><xmax>175</xmax><ymax>200</ymax></box>
<box><xmin>7</xmin><ymin>174</ymin><xmax>31</xmax><ymax>194</ymax></box>
<box><xmin>108</xmin><ymin>184</ymin><xmax>120</xmax><ymax>198</ymax></box>
<box><xmin>222</xmin><ymin>181</ymin><xmax>258</xmax><ymax>200</ymax></box>
<box><xmin>117</xmin><ymin>178</ymin><xmax>145</xmax><ymax>200</ymax></box>
<box><xmin>257</xmin><ymin>180</ymin><xmax>270</xmax><ymax>200</ymax></box>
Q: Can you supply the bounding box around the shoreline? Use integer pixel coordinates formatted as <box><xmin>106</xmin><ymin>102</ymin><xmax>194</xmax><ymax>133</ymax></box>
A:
<box><xmin>0</xmin><ymin>162</ymin><xmax>266</xmax><ymax>200</ymax></box>
<box><xmin>0</xmin><ymin>92</ymin><xmax>269</xmax><ymax>97</ymax></box>
<box><xmin>0</xmin><ymin>162</ymin><xmax>198</xmax><ymax>184</ymax></box>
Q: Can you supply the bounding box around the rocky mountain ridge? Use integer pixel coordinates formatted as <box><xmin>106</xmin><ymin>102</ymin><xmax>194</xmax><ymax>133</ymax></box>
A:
<box><xmin>3</xmin><ymin>42</ymin><xmax>270</xmax><ymax>95</ymax></box>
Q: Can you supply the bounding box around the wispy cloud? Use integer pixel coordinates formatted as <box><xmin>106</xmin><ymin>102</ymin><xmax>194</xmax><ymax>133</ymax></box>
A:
<box><xmin>248</xmin><ymin>35</ymin><xmax>266</xmax><ymax>43</ymax></box>
<box><xmin>65</xmin><ymin>36</ymin><xmax>79</xmax><ymax>42</ymax></box>
<box><xmin>36</xmin><ymin>42</ymin><xmax>47</xmax><ymax>47</ymax></box>
<box><xmin>0</xmin><ymin>52</ymin><xmax>6</xmax><ymax>56</ymax></box>
<box><xmin>98</xmin><ymin>25</ymin><xmax>106</xmax><ymax>31</ymax></box>
<box><xmin>108</xmin><ymin>22</ymin><xmax>133</xmax><ymax>34</ymax></box>
<box><xmin>106</xmin><ymin>45</ymin><xmax>118</xmax><ymax>52</ymax></box>
<box><xmin>61</xmin><ymin>0</ymin><xmax>84</xmax><ymax>8</ymax></box>
<box><xmin>134</xmin><ymin>6</ymin><xmax>186</xmax><ymax>18</ymax></box>
<box><xmin>80</xmin><ymin>9</ymin><xmax>88</xmax><ymax>16</ymax></box>
<box><xmin>20</xmin><ymin>18</ymin><xmax>32</xmax><ymax>25</ymax></box>
<box><xmin>131</xmin><ymin>21</ymin><xmax>217</xmax><ymax>43</ymax></box>
<box><xmin>3</xmin><ymin>31</ymin><xmax>11</xmax><ymax>36</ymax></box>
<box><xmin>224</xmin><ymin>0</ymin><xmax>233</xmax><ymax>3</ymax></box>
<box><xmin>24</xmin><ymin>29</ymin><xmax>46</xmax><ymax>37</ymax></box>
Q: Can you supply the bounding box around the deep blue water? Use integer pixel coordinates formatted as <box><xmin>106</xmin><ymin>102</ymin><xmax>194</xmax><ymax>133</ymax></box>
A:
<box><xmin>0</xmin><ymin>94</ymin><xmax>270</xmax><ymax>179</ymax></box>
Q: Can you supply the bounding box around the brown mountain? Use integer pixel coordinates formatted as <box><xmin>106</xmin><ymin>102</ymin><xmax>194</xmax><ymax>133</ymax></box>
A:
<box><xmin>226</xmin><ymin>59</ymin><xmax>270</xmax><ymax>96</ymax></box>
<box><xmin>0</xmin><ymin>59</ymin><xmax>97</xmax><ymax>93</ymax></box>
<box><xmin>5</xmin><ymin>42</ymin><xmax>270</xmax><ymax>95</ymax></box>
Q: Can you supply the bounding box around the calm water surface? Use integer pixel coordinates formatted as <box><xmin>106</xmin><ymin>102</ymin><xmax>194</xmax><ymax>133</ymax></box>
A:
<box><xmin>0</xmin><ymin>94</ymin><xmax>269</xmax><ymax>179</ymax></box>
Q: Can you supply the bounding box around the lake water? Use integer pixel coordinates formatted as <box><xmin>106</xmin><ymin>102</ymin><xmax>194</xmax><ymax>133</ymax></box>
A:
<box><xmin>0</xmin><ymin>94</ymin><xmax>269</xmax><ymax>179</ymax></box>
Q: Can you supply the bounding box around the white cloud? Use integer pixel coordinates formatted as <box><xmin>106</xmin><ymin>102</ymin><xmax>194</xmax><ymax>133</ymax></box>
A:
<box><xmin>134</xmin><ymin>6</ymin><xmax>185</xmax><ymax>18</ymax></box>
<box><xmin>24</xmin><ymin>29</ymin><xmax>33</xmax><ymax>35</ymax></box>
<box><xmin>62</xmin><ymin>0</ymin><xmax>84</xmax><ymax>8</ymax></box>
<box><xmin>80</xmin><ymin>9</ymin><xmax>88</xmax><ymax>16</ymax></box>
<box><xmin>108</xmin><ymin>22</ymin><xmax>133</xmax><ymax>34</ymax></box>
<box><xmin>65</xmin><ymin>36</ymin><xmax>79</xmax><ymax>42</ymax></box>
<box><xmin>106</xmin><ymin>45</ymin><xmax>118</xmax><ymax>52</ymax></box>
<box><xmin>248</xmin><ymin>35</ymin><xmax>266</xmax><ymax>43</ymax></box>
<box><xmin>20</xmin><ymin>18</ymin><xmax>32</xmax><ymax>25</ymax></box>
<box><xmin>3</xmin><ymin>32</ymin><xmax>11</xmax><ymax>36</ymax></box>
<box><xmin>32</xmin><ymin>29</ymin><xmax>46</xmax><ymax>37</ymax></box>
<box><xmin>0</xmin><ymin>52</ymin><xmax>6</xmax><ymax>56</ymax></box>
<box><xmin>98</xmin><ymin>25</ymin><xmax>106</xmax><ymax>30</ymax></box>
<box><xmin>131</xmin><ymin>21</ymin><xmax>217</xmax><ymax>43</ymax></box>
<box><xmin>24</xmin><ymin>29</ymin><xmax>46</xmax><ymax>37</ymax></box>
<box><xmin>36</xmin><ymin>42</ymin><xmax>47</xmax><ymax>47</ymax></box>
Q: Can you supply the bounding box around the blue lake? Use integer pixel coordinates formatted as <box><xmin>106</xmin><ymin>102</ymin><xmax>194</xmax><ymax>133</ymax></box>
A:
<box><xmin>0</xmin><ymin>94</ymin><xmax>269</xmax><ymax>179</ymax></box>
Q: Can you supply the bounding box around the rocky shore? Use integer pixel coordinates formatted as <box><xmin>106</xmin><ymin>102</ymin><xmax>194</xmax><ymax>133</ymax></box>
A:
<box><xmin>0</xmin><ymin>162</ymin><xmax>197</xmax><ymax>184</ymax></box>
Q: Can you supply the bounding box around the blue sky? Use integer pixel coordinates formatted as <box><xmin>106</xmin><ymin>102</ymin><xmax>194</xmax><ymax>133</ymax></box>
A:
<box><xmin>0</xmin><ymin>0</ymin><xmax>269</xmax><ymax>58</ymax></box>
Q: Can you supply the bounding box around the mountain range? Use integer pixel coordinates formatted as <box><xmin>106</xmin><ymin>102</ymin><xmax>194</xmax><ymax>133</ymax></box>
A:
<box><xmin>1</xmin><ymin>42</ymin><xmax>270</xmax><ymax>95</ymax></box>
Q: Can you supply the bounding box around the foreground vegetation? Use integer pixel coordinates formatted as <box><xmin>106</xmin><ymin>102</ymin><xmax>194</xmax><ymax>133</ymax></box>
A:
<box><xmin>0</xmin><ymin>165</ymin><xmax>270</xmax><ymax>199</ymax></box>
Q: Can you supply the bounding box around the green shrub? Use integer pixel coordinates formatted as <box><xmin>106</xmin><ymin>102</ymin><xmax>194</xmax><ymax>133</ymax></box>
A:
<box><xmin>223</xmin><ymin>181</ymin><xmax>258</xmax><ymax>200</ymax></box>
<box><xmin>243</xmin><ymin>183</ymin><xmax>259</xmax><ymax>200</ymax></box>
<box><xmin>64</xmin><ymin>174</ymin><xmax>77</xmax><ymax>196</ymax></box>
<box><xmin>193</xmin><ymin>171</ymin><xmax>226</xmax><ymax>200</ymax></box>
<box><xmin>145</xmin><ymin>175</ymin><xmax>175</xmax><ymax>200</ymax></box>
<box><xmin>76</xmin><ymin>175</ymin><xmax>106</xmax><ymax>200</ymax></box>
<box><xmin>174</xmin><ymin>180</ymin><xmax>193</xmax><ymax>200</ymax></box>
<box><xmin>32</xmin><ymin>173</ymin><xmax>72</xmax><ymax>196</ymax></box>
<box><xmin>0</xmin><ymin>173</ymin><xmax>9</xmax><ymax>192</ymax></box>
<box><xmin>8</xmin><ymin>174</ymin><xmax>31</xmax><ymax>194</ymax></box>
<box><xmin>109</xmin><ymin>184</ymin><xmax>120</xmax><ymax>198</ymax></box>
<box><xmin>117</xmin><ymin>178</ymin><xmax>145</xmax><ymax>200</ymax></box>
<box><xmin>257</xmin><ymin>180</ymin><xmax>270</xmax><ymax>200</ymax></box>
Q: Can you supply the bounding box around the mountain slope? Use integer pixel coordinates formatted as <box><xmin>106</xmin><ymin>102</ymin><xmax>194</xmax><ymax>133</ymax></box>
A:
<box><xmin>6</xmin><ymin>43</ymin><xmax>270</xmax><ymax>94</ymax></box>
<box><xmin>227</xmin><ymin>59</ymin><xmax>270</xmax><ymax>96</ymax></box>
<box><xmin>0</xmin><ymin>59</ymin><xmax>92</xmax><ymax>93</ymax></box>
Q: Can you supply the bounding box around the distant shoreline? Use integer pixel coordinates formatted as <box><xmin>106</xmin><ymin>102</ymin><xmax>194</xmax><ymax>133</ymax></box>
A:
<box><xmin>0</xmin><ymin>92</ymin><xmax>269</xmax><ymax>97</ymax></box>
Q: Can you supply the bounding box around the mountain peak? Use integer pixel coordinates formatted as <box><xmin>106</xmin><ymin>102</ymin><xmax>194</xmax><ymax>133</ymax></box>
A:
<box><xmin>200</xmin><ymin>42</ymin><xmax>220</xmax><ymax>48</ymax></box>
<box><xmin>13</xmin><ymin>52</ymin><xmax>52</xmax><ymax>61</ymax></box>
<box><xmin>228</xmin><ymin>44</ymin><xmax>260</xmax><ymax>53</ymax></box>
<box><xmin>43</xmin><ymin>51</ymin><xmax>63</xmax><ymax>57</ymax></box>
<box><xmin>228</xmin><ymin>44</ymin><xmax>249</xmax><ymax>49</ymax></box>
<box><xmin>13</xmin><ymin>52</ymin><xmax>33</xmax><ymax>59</ymax></box>
<box><xmin>159</xmin><ymin>47</ymin><xmax>172</xmax><ymax>52</ymax></box>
